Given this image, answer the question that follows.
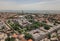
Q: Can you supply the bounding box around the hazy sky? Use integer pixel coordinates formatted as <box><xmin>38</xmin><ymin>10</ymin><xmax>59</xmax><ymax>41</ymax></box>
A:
<box><xmin>0</xmin><ymin>0</ymin><xmax>60</xmax><ymax>10</ymax></box>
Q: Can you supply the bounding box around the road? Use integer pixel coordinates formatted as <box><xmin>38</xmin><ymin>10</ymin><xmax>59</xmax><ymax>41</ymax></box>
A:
<box><xmin>1</xmin><ymin>20</ymin><xmax>10</xmax><ymax>30</ymax></box>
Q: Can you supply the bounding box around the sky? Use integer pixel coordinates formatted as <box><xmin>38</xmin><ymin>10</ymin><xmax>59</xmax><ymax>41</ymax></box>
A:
<box><xmin>0</xmin><ymin>0</ymin><xmax>60</xmax><ymax>10</ymax></box>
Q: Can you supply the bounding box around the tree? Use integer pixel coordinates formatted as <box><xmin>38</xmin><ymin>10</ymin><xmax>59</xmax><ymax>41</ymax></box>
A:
<box><xmin>44</xmin><ymin>25</ymin><xmax>50</xmax><ymax>30</ymax></box>
<box><xmin>53</xmin><ymin>22</ymin><xmax>56</xmax><ymax>25</ymax></box>
<box><xmin>48</xmin><ymin>34</ymin><xmax>51</xmax><ymax>39</ymax></box>
<box><xmin>42</xmin><ymin>20</ymin><xmax>47</xmax><ymax>23</ymax></box>
<box><xmin>1</xmin><ymin>26</ymin><xmax>5</xmax><ymax>30</ymax></box>
<box><xmin>48</xmin><ymin>34</ymin><xmax>51</xmax><ymax>41</ymax></box>
<box><xmin>7</xmin><ymin>20</ymin><xmax>10</xmax><ymax>23</ymax></box>
<box><xmin>29</xmin><ymin>19</ymin><xmax>34</xmax><ymax>23</ymax></box>
<box><xmin>5</xmin><ymin>37</ymin><xmax>15</xmax><ymax>41</ymax></box>
<box><xmin>25</xmin><ymin>33</ymin><xmax>33</xmax><ymax>40</ymax></box>
<box><xmin>32</xmin><ymin>24</ymin><xmax>39</xmax><ymax>29</ymax></box>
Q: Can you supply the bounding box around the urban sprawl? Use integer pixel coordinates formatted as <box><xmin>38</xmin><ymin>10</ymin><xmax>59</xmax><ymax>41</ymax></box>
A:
<box><xmin>0</xmin><ymin>12</ymin><xmax>60</xmax><ymax>41</ymax></box>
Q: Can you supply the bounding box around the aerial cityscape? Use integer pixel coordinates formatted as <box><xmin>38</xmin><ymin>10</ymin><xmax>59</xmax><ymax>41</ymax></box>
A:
<box><xmin>0</xmin><ymin>0</ymin><xmax>60</xmax><ymax>41</ymax></box>
<box><xmin>0</xmin><ymin>12</ymin><xmax>60</xmax><ymax>41</ymax></box>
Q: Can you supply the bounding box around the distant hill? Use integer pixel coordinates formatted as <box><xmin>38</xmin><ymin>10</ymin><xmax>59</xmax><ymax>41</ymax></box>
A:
<box><xmin>0</xmin><ymin>10</ymin><xmax>60</xmax><ymax>14</ymax></box>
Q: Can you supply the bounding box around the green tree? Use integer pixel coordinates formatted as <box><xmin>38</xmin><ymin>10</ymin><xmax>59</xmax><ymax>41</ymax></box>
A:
<box><xmin>44</xmin><ymin>25</ymin><xmax>50</xmax><ymax>30</ymax></box>
<box><xmin>25</xmin><ymin>33</ymin><xmax>33</xmax><ymax>40</ymax></box>
<box><xmin>48</xmin><ymin>34</ymin><xmax>51</xmax><ymax>39</ymax></box>
<box><xmin>5</xmin><ymin>37</ymin><xmax>15</xmax><ymax>41</ymax></box>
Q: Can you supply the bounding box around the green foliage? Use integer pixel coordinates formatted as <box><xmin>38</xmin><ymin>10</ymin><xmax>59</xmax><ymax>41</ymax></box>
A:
<box><xmin>25</xmin><ymin>15</ymin><xmax>34</xmax><ymax>19</ymax></box>
<box><xmin>26</xmin><ymin>26</ymin><xmax>32</xmax><ymax>31</ymax></box>
<box><xmin>25</xmin><ymin>21</ymin><xmax>52</xmax><ymax>31</ymax></box>
<box><xmin>44</xmin><ymin>25</ymin><xmax>50</xmax><ymax>30</ymax></box>
<box><xmin>25</xmin><ymin>33</ymin><xmax>33</xmax><ymax>40</ymax></box>
<box><xmin>55</xmin><ymin>21</ymin><xmax>60</xmax><ymax>24</ymax></box>
<box><xmin>1</xmin><ymin>26</ymin><xmax>5</xmax><ymax>29</ymax></box>
<box><xmin>24</xmin><ymin>21</ymin><xmax>41</xmax><ymax>31</ymax></box>
<box><xmin>11</xmin><ymin>23</ymin><xmax>20</xmax><ymax>30</ymax></box>
<box><xmin>53</xmin><ymin>22</ymin><xmax>56</xmax><ymax>25</ymax></box>
<box><xmin>48</xmin><ymin>34</ymin><xmax>51</xmax><ymax>39</ymax></box>
<box><xmin>19</xmin><ymin>28</ymin><xmax>27</xmax><ymax>34</ymax></box>
<box><xmin>7</xmin><ymin>20</ymin><xmax>10</xmax><ymax>23</ymax></box>
<box><xmin>33</xmin><ymin>21</ymin><xmax>40</xmax><ymax>26</ymax></box>
<box><xmin>28</xmin><ymin>19</ymin><xmax>34</xmax><ymax>23</ymax></box>
<box><xmin>8</xmin><ymin>18</ymin><xmax>52</xmax><ymax>34</ymax></box>
<box><xmin>8</xmin><ymin>20</ymin><xmax>22</xmax><ymax>33</ymax></box>
<box><xmin>9</xmin><ymin>16</ymin><xmax>14</xmax><ymax>19</ymax></box>
<box><xmin>38</xmin><ymin>22</ymin><xmax>52</xmax><ymax>30</ymax></box>
<box><xmin>5</xmin><ymin>37</ymin><xmax>15</xmax><ymax>41</ymax></box>
<box><xmin>42</xmin><ymin>20</ymin><xmax>47</xmax><ymax>23</ymax></box>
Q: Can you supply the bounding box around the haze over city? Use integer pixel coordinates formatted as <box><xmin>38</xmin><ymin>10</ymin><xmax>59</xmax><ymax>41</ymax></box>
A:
<box><xmin>0</xmin><ymin>0</ymin><xmax>60</xmax><ymax>10</ymax></box>
<box><xmin>0</xmin><ymin>0</ymin><xmax>60</xmax><ymax>41</ymax></box>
